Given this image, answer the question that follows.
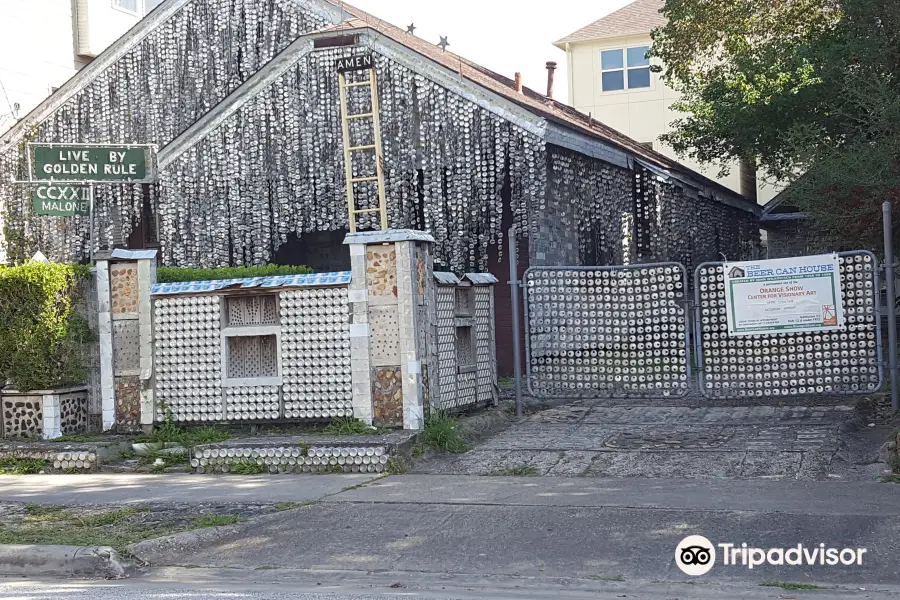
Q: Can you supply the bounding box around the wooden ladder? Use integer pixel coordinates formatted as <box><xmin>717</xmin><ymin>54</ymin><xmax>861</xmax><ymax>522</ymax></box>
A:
<box><xmin>338</xmin><ymin>67</ymin><xmax>388</xmax><ymax>232</ymax></box>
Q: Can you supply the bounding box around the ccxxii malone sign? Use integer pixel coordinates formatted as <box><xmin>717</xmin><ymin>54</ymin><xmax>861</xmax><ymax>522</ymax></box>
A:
<box><xmin>28</xmin><ymin>143</ymin><xmax>156</xmax><ymax>184</ymax></box>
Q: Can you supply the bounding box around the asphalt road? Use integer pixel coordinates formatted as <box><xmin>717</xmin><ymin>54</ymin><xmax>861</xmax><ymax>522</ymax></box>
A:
<box><xmin>2</xmin><ymin>568</ymin><xmax>898</xmax><ymax>600</ymax></box>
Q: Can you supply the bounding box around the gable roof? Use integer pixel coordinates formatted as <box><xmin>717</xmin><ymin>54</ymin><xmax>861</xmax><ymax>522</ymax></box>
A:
<box><xmin>554</xmin><ymin>0</ymin><xmax>666</xmax><ymax>46</ymax></box>
<box><xmin>329</xmin><ymin>2</ymin><xmax>754</xmax><ymax>212</ymax></box>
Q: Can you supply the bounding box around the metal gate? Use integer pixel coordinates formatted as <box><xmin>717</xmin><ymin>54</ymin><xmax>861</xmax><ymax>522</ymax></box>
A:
<box><xmin>523</xmin><ymin>263</ymin><xmax>692</xmax><ymax>398</ymax></box>
<box><xmin>695</xmin><ymin>251</ymin><xmax>882</xmax><ymax>398</ymax></box>
<box><xmin>521</xmin><ymin>253</ymin><xmax>883</xmax><ymax>400</ymax></box>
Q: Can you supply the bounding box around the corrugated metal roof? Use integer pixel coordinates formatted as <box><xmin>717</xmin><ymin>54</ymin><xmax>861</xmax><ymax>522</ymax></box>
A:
<box><xmin>433</xmin><ymin>272</ymin><xmax>461</xmax><ymax>286</ymax></box>
<box><xmin>151</xmin><ymin>271</ymin><xmax>351</xmax><ymax>296</ymax></box>
<box><xmin>464</xmin><ymin>273</ymin><xmax>499</xmax><ymax>285</ymax></box>
<box><xmin>554</xmin><ymin>0</ymin><xmax>666</xmax><ymax>45</ymax></box>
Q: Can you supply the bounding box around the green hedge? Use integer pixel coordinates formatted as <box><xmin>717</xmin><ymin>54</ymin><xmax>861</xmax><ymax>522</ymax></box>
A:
<box><xmin>156</xmin><ymin>264</ymin><xmax>313</xmax><ymax>283</ymax></box>
<box><xmin>0</xmin><ymin>262</ymin><xmax>94</xmax><ymax>392</ymax></box>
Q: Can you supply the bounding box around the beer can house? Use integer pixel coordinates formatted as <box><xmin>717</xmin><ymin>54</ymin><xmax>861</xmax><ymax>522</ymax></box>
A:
<box><xmin>0</xmin><ymin>0</ymin><xmax>760</xmax><ymax>373</ymax></box>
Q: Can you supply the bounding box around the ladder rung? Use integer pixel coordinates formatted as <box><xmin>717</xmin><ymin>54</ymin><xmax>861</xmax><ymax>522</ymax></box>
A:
<box><xmin>351</xmin><ymin>208</ymin><xmax>383</xmax><ymax>214</ymax></box>
<box><xmin>350</xmin><ymin>176</ymin><xmax>379</xmax><ymax>183</ymax></box>
<box><xmin>347</xmin><ymin>112</ymin><xmax>373</xmax><ymax>120</ymax></box>
<box><xmin>348</xmin><ymin>144</ymin><xmax>376</xmax><ymax>151</ymax></box>
<box><xmin>344</xmin><ymin>81</ymin><xmax>372</xmax><ymax>88</ymax></box>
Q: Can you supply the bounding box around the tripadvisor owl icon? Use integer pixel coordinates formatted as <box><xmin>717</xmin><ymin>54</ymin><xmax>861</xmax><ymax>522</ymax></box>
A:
<box><xmin>675</xmin><ymin>535</ymin><xmax>716</xmax><ymax>576</ymax></box>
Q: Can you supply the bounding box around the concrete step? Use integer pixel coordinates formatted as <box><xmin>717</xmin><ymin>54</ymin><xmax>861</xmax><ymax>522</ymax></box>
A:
<box><xmin>0</xmin><ymin>440</ymin><xmax>121</xmax><ymax>474</ymax></box>
<box><xmin>190</xmin><ymin>432</ymin><xmax>418</xmax><ymax>475</ymax></box>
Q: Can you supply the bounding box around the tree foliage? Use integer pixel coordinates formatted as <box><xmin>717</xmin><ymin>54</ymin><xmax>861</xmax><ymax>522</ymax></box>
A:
<box><xmin>0</xmin><ymin>262</ymin><xmax>93</xmax><ymax>391</ymax></box>
<box><xmin>652</xmin><ymin>0</ymin><xmax>900</xmax><ymax>251</ymax></box>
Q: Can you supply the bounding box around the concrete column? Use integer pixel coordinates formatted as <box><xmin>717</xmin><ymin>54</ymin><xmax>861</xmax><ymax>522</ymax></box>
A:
<box><xmin>137</xmin><ymin>258</ymin><xmax>157</xmax><ymax>429</ymax></box>
<box><xmin>41</xmin><ymin>393</ymin><xmax>61</xmax><ymax>440</ymax></box>
<box><xmin>347</xmin><ymin>242</ymin><xmax>373</xmax><ymax>425</ymax></box>
<box><xmin>95</xmin><ymin>259</ymin><xmax>115</xmax><ymax>431</ymax></box>
<box><xmin>344</xmin><ymin>230</ymin><xmax>435</xmax><ymax>430</ymax></box>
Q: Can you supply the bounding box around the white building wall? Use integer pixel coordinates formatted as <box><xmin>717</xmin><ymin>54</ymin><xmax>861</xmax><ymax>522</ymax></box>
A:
<box><xmin>0</xmin><ymin>0</ymin><xmax>142</xmax><ymax>135</ymax></box>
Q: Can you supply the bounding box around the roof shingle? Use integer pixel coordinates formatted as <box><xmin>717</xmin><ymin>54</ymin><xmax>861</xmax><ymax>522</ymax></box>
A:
<box><xmin>554</xmin><ymin>0</ymin><xmax>666</xmax><ymax>46</ymax></box>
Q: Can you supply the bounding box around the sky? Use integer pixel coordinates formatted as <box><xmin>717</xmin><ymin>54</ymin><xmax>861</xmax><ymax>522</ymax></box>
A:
<box><xmin>327</xmin><ymin>0</ymin><xmax>635</xmax><ymax>105</ymax></box>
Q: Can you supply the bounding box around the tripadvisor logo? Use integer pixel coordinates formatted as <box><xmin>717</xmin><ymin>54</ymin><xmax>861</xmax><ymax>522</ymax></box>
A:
<box><xmin>675</xmin><ymin>536</ymin><xmax>867</xmax><ymax>576</ymax></box>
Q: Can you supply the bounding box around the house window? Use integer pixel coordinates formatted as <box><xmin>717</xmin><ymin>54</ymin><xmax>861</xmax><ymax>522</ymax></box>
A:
<box><xmin>600</xmin><ymin>46</ymin><xmax>651</xmax><ymax>91</ymax></box>
<box><xmin>112</xmin><ymin>0</ymin><xmax>141</xmax><ymax>15</ymax></box>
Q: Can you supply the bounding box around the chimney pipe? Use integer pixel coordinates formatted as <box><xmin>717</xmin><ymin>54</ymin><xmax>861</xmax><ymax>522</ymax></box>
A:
<box><xmin>514</xmin><ymin>72</ymin><xmax>523</xmax><ymax>93</ymax></box>
<box><xmin>546</xmin><ymin>61</ymin><xmax>557</xmax><ymax>99</ymax></box>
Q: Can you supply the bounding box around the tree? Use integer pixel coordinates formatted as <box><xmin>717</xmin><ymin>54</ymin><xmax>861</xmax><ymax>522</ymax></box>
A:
<box><xmin>651</xmin><ymin>0</ymin><xmax>900</xmax><ymax>251</ymax></box>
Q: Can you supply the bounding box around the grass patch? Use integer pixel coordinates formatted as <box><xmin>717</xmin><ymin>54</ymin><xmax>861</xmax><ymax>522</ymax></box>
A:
<box><xmin>273</xmin><ymin>501</ymin><xmax>318</xmax><ymax>512</ymax></box>
<box><xmin>138</xmin><ymin>423</ymin><xmax>230</xmax><ymax>449</ymax></box>
<box><xmin>323</xmin><ymin>416</ymin><xmax>374</xmax><ymax>435</ymax></box>
<box><xmin>0</xmin><ymin>505</ymin><xmax>171</xmax><ymax>552</ymax></box>
<box><xmin>423</xmin><ymin>410</ymin><xmax>468</xmax><ymax>453</ymax></box>
<box><xmin>49</xmin><ymin>433</ymin><xmax>105</xmax><ymax>443</ymax></box>
<box><xmin>193</xmin><ymin>514</ymin><xmax>240</xmax><ymax>528</ymax></box>
<box><xmin>880</xmin><ymin>474</ymin><xmax>900</xmax><ymax>483</ymax></box>
<box><xmin>759</xmin><ymin>581</ymin><xmax>822</xmax><ymax>590</ymax></box>
<box><xmin>588</xmin><ymin>575</ymin><xmax>625</xmax><ymax>582</ymax></box>
<box><xmin>0</xmin><ymin>457</ymin><xmax>48</xmax><ymax>474</ymax></box>
<box><xmin>488</xmin><ymin>466</ymin><xmax>537</xmax><ymax>476</ymax></box>
<box><xmin>498</xmin><ymin>376</ymin><xmax>514</xmax><ymax>390</ymax></box>
<box><xmin>255</xmin><ymin>566</ymin><xmax>280</xmax><ymax>570</ymax></box>
<box><xmin>80</xmin><ymin>507</ymin><xmax>150</xmax><ymax>527</ymax></box>
<box><xmin>229</xmin><ymin>461</ymin><xmax>267</xmax><ymax>475</ymax></box>
<box><xmin>24</xmin><ymin>504</ymin><xmax>66</xmax><ymax>522</ymax></box>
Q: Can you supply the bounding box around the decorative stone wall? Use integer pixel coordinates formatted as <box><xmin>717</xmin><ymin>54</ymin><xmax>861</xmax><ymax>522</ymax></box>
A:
<box><xmin>59</xmin><ymin>390</ymin><xmax>89</xmax><ymax>435</ymax></box>
<box><xmin>190</xmin><ymin>444</ymin><xmax>389</xmax><ymax>474</ymax></box>
<box><xmin>1</xmin><ymin>395</ymin><xmax>43</xmax><ymax>438</ymax></box>
<box><xmin>153</xmin><ymin>278</ymin><xmax>352</xmax><ymax>423</ymax></box>
<box><xmin>154</xmin><ymin>295</ymin><xmax>224</xmax><ymax>422</ymax></box>
<box><xmin>280</xmin><ymin>287</ymin><xmax>352</xmax><ymax>419</ymax></box>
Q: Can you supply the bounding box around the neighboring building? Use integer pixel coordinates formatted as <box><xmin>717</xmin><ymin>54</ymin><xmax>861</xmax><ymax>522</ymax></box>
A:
<box><xmin>0</xmin><ymin>0</ymin><xmax>761</xmax><ymax>375</ymax></box>
<box><xmin>554</xmin><ymin>0</ymin><xmax>783</xmax><ymax>205</ymax></box>
<box><xmin>0</xmin><ymin>0</ymin><xmax>162</xmax><ymax>134</ymax></box>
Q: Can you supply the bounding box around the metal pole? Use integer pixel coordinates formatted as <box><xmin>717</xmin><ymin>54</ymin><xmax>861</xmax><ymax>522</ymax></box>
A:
<box><xmin>88</xmin><ymin>186</ymin><xmax>95</xmax><ymax>263</ymax></box>
<box><xmin>882</xmin><ymin>201</ymin><xmax>899</xmax><ymax>411</ymax></box>
<box><xmin>508</xmin><ymin>227</ymin><xmax>524</xmax><ymax>419</ymax></box>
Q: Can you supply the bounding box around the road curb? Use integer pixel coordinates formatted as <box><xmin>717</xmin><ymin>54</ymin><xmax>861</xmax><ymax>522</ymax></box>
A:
<box><xmin>0</xmin><ymin>544</ymin><xmax>126</xmax><ymax>579</ymax></box>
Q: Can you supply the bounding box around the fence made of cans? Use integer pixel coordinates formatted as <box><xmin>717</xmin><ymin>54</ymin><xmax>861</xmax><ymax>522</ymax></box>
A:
<box><xmin>695</xmin><ymin>251</ymin><xmax>882</xmax><ymax>398</ymax></box>
<box><xmin>522</xmin><ymin>254</ymin><xmax>883</xmax><ymax>400</ymax></box>
<box><xmin>523</xmin><ymin>264</ymin><xmax>692</xmax><ymax>398</ymax></box>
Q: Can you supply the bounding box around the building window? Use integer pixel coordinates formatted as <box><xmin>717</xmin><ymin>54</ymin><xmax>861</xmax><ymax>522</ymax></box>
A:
<box><xmin>600</xmin><ymin>46</ymin><xmax>651</xmax><ymax>91</ymax></box>
<box><xmin>112</xmin><ymin>0</ymin><xmax>141</xmax><ymax>15</ymax></box>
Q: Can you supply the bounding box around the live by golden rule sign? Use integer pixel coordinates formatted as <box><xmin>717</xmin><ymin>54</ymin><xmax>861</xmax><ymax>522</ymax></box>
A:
<box><xmin>723</xmin><ymin>254</ymin><xmax>844</xmax><ymax>335</ymax></box>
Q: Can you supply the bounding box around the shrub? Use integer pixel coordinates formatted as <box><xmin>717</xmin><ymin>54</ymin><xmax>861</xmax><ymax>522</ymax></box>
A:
<box><xmin>0</xmin><ymin>261</ymin><xmax>93</xmax><ymax>391</ymax></box>
<box><xmin>157</xmin><ymin>264</ymin><xmax>313</xmax><ymax>283</ymax></box>
<box><xmin>423</xmin><ymin>410</ymin><xmax>468</xmax><ymax>453</ymax></box>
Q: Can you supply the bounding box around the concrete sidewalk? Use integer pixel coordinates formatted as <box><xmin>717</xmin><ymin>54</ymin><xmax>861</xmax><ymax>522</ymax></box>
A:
<box><xmin>0</xmin><ymin>473</ymin><xmax>378</xmax><ymax>505</ymax></box>
<box><xmin>327</xmin><ymin>474</ymin><xmax>900</xmax><ymax>515</ymax></box>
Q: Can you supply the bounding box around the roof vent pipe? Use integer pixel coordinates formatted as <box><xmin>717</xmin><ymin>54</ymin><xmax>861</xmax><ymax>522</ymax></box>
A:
<box><xmin>514</xmin><ymin>72</ymin><xmax>523</xmax><ymax>93</ymax></box>
<box><xmin>546</xmin><ymin>61</ymin><xmax>557</xmax><ymax>99</ymax></box>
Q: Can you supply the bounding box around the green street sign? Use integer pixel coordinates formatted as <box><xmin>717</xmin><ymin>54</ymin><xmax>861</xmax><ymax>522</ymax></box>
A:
<box><xmin>32</xmin><ymin>185</ymin><xmax>91</xmax><ymax>216</ymax></box>
<box><xmin>28</xmin><ymin>143</ymin><xmax>155</xmax><ymax>183</ymax></box>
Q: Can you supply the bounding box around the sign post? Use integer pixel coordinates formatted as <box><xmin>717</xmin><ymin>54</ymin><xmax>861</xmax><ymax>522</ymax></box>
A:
<box><xmin>723</xmin><ymin>254</ymin><xmax>844</xmax><ymax>336</ymax></box>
